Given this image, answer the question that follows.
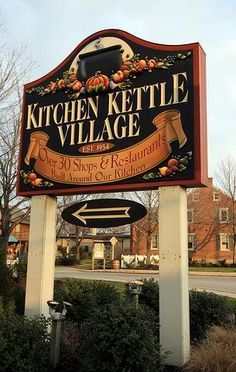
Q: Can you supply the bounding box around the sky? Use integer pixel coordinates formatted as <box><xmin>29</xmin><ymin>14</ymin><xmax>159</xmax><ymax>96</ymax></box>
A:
<box><xmin>1</xmin><ymin>0</ymin><xmax>236</xmax><ymax>178</ymax></box>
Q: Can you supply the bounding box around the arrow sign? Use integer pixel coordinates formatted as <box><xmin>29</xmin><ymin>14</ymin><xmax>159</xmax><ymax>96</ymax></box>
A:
<box><xmin>72</xmin><ymin>204</ymin><xmax>130</xmax><ymax>225</ymax></box>
<box><xmin>61</xmin><ymin>199</ymin><xmax>147</xmax><ymax>228</ymax></box>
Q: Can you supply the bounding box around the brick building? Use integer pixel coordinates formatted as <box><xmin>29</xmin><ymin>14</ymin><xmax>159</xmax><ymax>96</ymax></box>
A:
<box><xmin>131</xmin><ymin>178</ymin><xmax>235</xmax><ymax>263</ymax></box>
<box><xmin>12</xmin><ymin>218</ymin><xmax>30</xmax><ymax>253</ymax></box>
<box><xmin>187</xmin><ymin>178</ymin><xmax>235</xmax><ymax>262</ymax></box>
<box><xmin>7</xmin><ymin>217</ymin><xmax>30</xmax><ymax>259</ymax></box>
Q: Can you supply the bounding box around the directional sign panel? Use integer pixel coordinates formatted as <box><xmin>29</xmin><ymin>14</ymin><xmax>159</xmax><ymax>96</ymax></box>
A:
<box><xmin>61</xmin><ymin>199</ymin><xmax>147</xmax><ymax>228</ymax></box>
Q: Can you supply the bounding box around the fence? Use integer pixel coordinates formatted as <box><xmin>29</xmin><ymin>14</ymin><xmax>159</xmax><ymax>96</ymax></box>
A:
<box><xmin>121</xmin><ymin>254</ymin><xmax>159</xmax><ymax>268</ymax></box>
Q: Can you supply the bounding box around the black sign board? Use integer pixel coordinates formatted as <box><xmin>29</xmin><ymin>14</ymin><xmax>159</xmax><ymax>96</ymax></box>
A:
<box><xmin>17</xmin><ymin>29</ymin><xmax>207</xmax><ymax>197</ymax></box>
<box><xmin>61</xmin><ymin>199</ymin><xmax>147</xmax><ymax>227</ymax></box>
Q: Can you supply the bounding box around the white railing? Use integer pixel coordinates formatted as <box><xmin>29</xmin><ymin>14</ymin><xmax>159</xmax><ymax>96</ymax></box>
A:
<box><xmin>121</xmin><ymin>254</ymin><xmax>159</xmax><ymax>268</ymax></box>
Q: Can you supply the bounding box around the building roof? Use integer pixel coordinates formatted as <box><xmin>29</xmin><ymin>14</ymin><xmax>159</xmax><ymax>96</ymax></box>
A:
<box><xmin>8</xmin><ymin>235</ymin><xmax>18</xmax><ymax>243</ymax></box>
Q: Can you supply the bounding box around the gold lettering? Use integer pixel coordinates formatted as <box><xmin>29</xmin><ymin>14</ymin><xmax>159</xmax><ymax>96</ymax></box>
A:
<box><xmin>160</xmin><ymin>82</ymin><xmax>173</xmax><ymax>106</ymax></box>
<box><xmin>99</xmin><ymin>118</ymin><xmax>114</xmax><ymax>140</ymax></box>
<box><xmin>128</xmin><ymin>113</ymin><xmax>140</xmax><ymax>137</ymax></box>
<box><xmin>172</xmin><ymin>72</ymin><xmax>189</xmax><ymax>104</ymax></box>
<box><xmin>53</xmin><ymin>103</ymin><xmax>64</xmax><ymax>125</ymax></box>
<box><xmin>77</xmin><ymin>122</ymin><xmax>88</xmax><ymax>144</ymax></box>
<box><xmin>70</xmin><ymin>122</ymin><xmax>75</xmax><ymax>145</ymax></box>
<box><xmin>64</xmin><ymin>101</ymin><xmax>76</xmax><ymax>123</ymax></box>
<box><xmin>145</xmin><ymin>84</ymin><xmax>159</xmax><ymax>108</ymax></box>
<box><xmin>113</xmin><ymin>115</ymin><xmax>127</xmax><ymax>139</ymax></box>
<box><xmin>43</xmin><ymin>105</ymin><xmax>54</xmax><ymax>126</ymax></box>
<box><xmin>38</xmin><ymin>107</ymin><xmax>44</xmax><ymax>128</ymax></box>
<box><xmin>133</xmin><ymin>86</ymin><xmax>146</xmax><ymax>111</ymax></box>
<box><xmin>121</xmin><ymin>89</ymin><xmax>133</xmax><ymax>113</ymax></box>
<box><xmin>76</xmin><ymin>98</ymin><xmax>87</xmax><ymax>121</ymax></box>
<box><xmin>108</xmin><ymin>91</ymin><xmax>121</xmax><ymax>115</ymax></box>
<box><xmin>88</xmin><ymin>120</ymin><xmax>100</xmax><ymax>142</ymax></box>
<box><xmin>88</xmin><ymin>97</ymin><xmax>99</xmax><ymax>118</ymax></box>
<box><xmin>57</xmin><ymin>124</ymin><xmax>71</xmax><ymax>146</ymax></box>
<box><xmin>26</xmin><ymin>103</ymin><xmax>39</xmax><ymax>129</ymax></box>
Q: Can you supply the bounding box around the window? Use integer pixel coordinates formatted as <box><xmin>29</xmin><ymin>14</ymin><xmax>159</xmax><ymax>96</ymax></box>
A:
<box><xmin>188</xmin><ymin>234</ymin><xmax>197</xmax><ymax>250</ymax></box>
<box><xmin>192</xmin><ymin>193</ymin><xmax>199</xmax><ymax>202</ymax></box>
<box><xmin>219</xmin><ymin>208</ymin><xmax>229</xmax><ymax>223</ymax></box>
<box><xmin>219</xmin><ymin>234</ymin><xmax>230</xmax><ymax>251</ymax></box>
<box><xmin>213</xmin><ymin>192</ymin><xmax>220</xmax><ymax>201</ymax></box>
<box><xmin>187</xmin><ymin>209</ymin><xmax>194</xmax><ymax>223</ymax></box>
<box><xmin>151</xmin><ymin>235</ymin><xmax>158</xmax><ymax>250</ymax></box>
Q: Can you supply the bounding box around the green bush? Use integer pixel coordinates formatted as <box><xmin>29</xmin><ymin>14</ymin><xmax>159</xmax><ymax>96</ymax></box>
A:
<box><xmin>211</xmin><ymin>261</ymin><xmax>221</xmax><ymax>267</ymax></box>
<box><xmin>79</xmin><ymin>245</ymin><xmax>91</xmax><ymax>259</ymax></box>
<box><xmin>139</xmin><ymin>278</ymin><xmax>159</xmax><ymax>315</ymax></box>
<box><xmin>0</xmin><ymin>309</ymin><xmax>50</xmax><ymax>372</ymax></box>
<box><xmin>189</xmin><ymin>259</ymin><xmax>201</xmax><ymax>267</ymax></box>
<box><xmin>14</xmin><ymin>258</ymin><xmax>27</xmax><ymax>279</ymax></box>
<box><xmin>59</xmin><ymin>320</ymin><xmax>81</xmax><ymax>372</ymax></box>
<box><xmin>78</xmin><ymin>302</ymin><xmax>166</xmax><ymax>372</ymax></box>
<box><xmin>189</xmin><ymin>290</ymin><xmax>232</xmax><ymax>342</ymax></box>
<box><xmin>55</xmin><ymin>255</ymin><xmax>78</xmax><ymax>266</ymax></box>
<box><xmin>0</xmin><ymin>264</ymin><xmax>14</xmax><ymax>306</ymax></box>
<box><xmin>13</xmin><ymin>286</ymin><xmax>25</xmax><ymax>315</ymax></box>
<box><xmin>126</xmin><ymin>279</ymin><xmax>233</xmax><ymax>343</ymax></box>
<box><xmin>55</xmin><ymin>280</ymin><xmax>167</xmax><ymax>371</ymax></box>
<box><xmin>54</xmin><ymin>279</ymin><xmax>121</xmax><ymax>323</ymax></box>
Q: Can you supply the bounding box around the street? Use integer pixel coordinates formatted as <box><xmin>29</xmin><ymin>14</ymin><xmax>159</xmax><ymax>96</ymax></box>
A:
<box><xmin>55</xmin><ymin>267</ymin><xmax>236</xmax><ymax>298</ymax></box>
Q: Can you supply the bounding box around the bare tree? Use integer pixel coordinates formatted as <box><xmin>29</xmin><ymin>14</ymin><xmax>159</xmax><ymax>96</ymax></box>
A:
<box><xmin>131</xmin><ymin>190</ymin><xmax>159</xmax><ymax>264</ymax></box>
<box><xmin>56</xmin><ymin>194</ymin><xmax>90</xmax><ymax>260</ymax></box>
<box><xmin>0</xmin><ymin>43</ymin><xmax>31</xmax><ymax>268</ymax></box>
<box><xmin>215</xmin><ymin>156</ymin><xmax>236</xmax><ymax>263</ymax></box>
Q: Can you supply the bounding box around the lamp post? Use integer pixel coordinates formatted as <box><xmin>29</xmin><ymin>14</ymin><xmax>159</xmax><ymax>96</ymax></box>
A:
<box><xmin>47</xmin><ymin>300</ymin><xmax>72</xmax><ymax>369</ymax></box>
<box><xmin>128</xmin><ymin>280</ymin><xmax>143</xmax><ymax>307</ymax></box>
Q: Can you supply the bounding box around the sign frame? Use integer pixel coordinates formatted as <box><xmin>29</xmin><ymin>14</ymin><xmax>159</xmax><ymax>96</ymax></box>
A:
<box><xmin>17</xmin><ymin>29</ymin><xmax>207</xmax><ymax>197</ymax></box>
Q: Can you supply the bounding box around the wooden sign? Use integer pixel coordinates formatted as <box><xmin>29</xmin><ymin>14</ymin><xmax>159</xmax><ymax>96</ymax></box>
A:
<box><xmin>17</xmin><ymin>29</ymin><xmax>207</xmax><ymax>196</ymax></box>
<box><xmin>110</xmin><ymin>236</ymin><xmax>118</xmax><ymax>246</ymax></box>
<box><xmin>61</xmin><ymin>198</ymin><xmax>147</xmax><ymax>228</ymax></box>
<box><xmin>93</xmin><ymin>243</ymin><xmax>104</xmax><ymax>259</ymax></box>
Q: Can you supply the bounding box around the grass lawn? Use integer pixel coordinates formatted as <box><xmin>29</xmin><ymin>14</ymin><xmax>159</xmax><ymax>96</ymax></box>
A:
<box><xmin>189</xmin><ymin>266</ymin><xmax>236</xmax><ymax>273</ymax></box>
<box><xmin>76</xmin><ymin>258</ymin><xmax>92</xmax><ymax>270</ymax></box>
<box><xmin>75</xmin><ymin>258</ymin><xmax>236</xmax><ymax>273</ymax></box>
<box><xmin>227</xmin><ymin>297</ymin><xmax>236</xmax><ymax>311</ymax></box>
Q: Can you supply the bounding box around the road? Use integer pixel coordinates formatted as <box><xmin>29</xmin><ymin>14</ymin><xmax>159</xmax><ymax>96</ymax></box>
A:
<box><xmin>55</xmin><ymin>267</ymin><xmax>236</xmax><ymax>297</ymax></box>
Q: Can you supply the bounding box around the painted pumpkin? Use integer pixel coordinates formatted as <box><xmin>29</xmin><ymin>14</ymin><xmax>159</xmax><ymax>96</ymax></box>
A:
<box><xmin>72</xmin><ymin>80</ymin><xmax>83</xmax><ymax>91</ymax></box>
<box><xmin>85</xmin><ymin>73</ymin><xmax>110</xmax><ymax>93</ymax></box>
<box><xmin>120</xmin><ymin>60</ymin><xmax>133</xmax><ymax>71</ymax></box>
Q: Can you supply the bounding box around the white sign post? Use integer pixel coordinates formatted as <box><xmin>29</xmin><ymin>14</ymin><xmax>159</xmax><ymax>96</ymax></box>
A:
<box><xmin>25</xmin><ymin>195</ymin><xmax>57</xmax><ymax>317</ymax></box>
<box><xmin>159</xmin><ymin>186</ymin><xmax>190</xmax><ymax>366</ymax></box>
<box><xmin>110</xmin><ymin>236</ymin><xmax>118</xmax><ymax>260</ymax></box>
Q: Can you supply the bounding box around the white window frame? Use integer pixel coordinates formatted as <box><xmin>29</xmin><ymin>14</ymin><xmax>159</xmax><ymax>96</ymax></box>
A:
<box><xmin>150</xmin><ymin>235</ymin><xmax>158</xmax><ymax>250</ymax></box>
<box><xmin>188</xmin><ymin>234</ymin><xmax>196</xmax><ymax>250</ymax></box>
<box><xmin>219</xmin><ymin>233</ymin><xmax>230</xmax><ymax>251</ymax></box>
<box><xmin>192</xmin><ymin>193</ymin><xmax>199</xmax><ymax>202</ymax></box>
<box><xmin>187</xmin><ymin>209</ymin><xmax>194</xmax><ymax>223</ymax></box>
<box><xmin>213</xmin><ymin>192</ymin><xmax>220</xmax><ymax>201</ymax></box>
<box><xmin>219</xmin><ymin>208</ymin><xmax>229</xmax><ymax>223</ymax></box>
